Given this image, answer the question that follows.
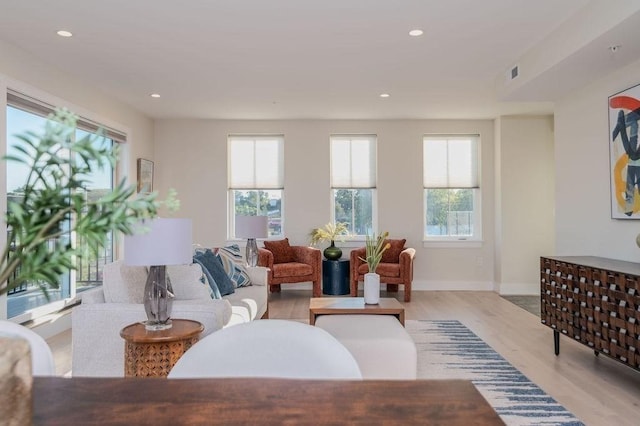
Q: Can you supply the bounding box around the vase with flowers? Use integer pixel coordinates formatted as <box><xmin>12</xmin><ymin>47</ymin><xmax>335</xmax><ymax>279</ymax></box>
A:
<box><xmin>309</xmin><ymin>222</ymin><xmax>349</xmax><ymax>260</ymax></box>
<box><xmin>359</xmin><ymin>231</ymin><xmax>390</xmax><ymax>304</ymax></box>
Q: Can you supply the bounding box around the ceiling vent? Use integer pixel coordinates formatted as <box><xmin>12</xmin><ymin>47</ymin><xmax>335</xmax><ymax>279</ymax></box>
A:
<box><xmin>510</xmin><ymin>65</ymin><xmax>519</xmax><ymax>80</ymax></box>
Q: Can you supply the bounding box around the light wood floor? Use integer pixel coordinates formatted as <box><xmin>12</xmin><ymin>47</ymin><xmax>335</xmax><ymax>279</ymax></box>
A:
<box><xmin>48</xmin><ymin>290</ymin><xmax>640</xmax><ymax>426</ymax></box>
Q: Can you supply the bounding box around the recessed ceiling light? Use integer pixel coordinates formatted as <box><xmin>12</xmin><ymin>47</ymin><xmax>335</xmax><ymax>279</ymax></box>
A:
<box><xmin>380</xmin><ymin>93</ymin><xmax>390</xmax><ymax>98</ymax></box>
<box><xmin>150</xmin><ymin>93</ymin><xmax>161</xmax><ymax>98</ymax></box>
<box><xmin>56</xmin><ymin>30</ymin><xmax>73</xmax><ymax>38</ymax></box>
<box><xmin>409</xmin><ymin>29</ymin><xmax>423</xmax><ymax>37</ymax></box>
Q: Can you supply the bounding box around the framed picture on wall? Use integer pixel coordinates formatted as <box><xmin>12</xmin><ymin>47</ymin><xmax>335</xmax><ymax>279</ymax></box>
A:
<box><xmin>137</xmin><ymin>158</ymin><xmax>154</xmax><ymax>194</ymax></box>
<box><xmin>609</xmin><ymin>83</ymin><xmax>640</xmax><ymax>219</ymax></box>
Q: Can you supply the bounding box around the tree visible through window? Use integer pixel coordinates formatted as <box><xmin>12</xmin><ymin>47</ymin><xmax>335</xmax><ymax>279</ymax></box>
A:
<box><xmin>333</xmin><ymin>189</ymin><xmax>373</xmax><ymax>236</ymax></box>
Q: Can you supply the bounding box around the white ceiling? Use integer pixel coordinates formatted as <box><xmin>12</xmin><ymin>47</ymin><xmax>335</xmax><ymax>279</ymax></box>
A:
<box><xmin>1</xmin><ymin>0</ymin><xmax>633</xmax><ymax>120</ymax></box>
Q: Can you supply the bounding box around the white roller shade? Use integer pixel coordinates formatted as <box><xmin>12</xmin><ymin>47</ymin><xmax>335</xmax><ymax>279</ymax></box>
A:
<box><xmin>229</xmin><ymin>135</ymin><xmax>284</xmax><ymax>189</ymax></box>
<box><xmin>331</xmin><ymin>135</ymin><xmax>376</xmax><ymax>188</ymax></box>
<box><xmin>423</xmin><ymin>136</ymin><xmax>479</xmax><ymax>188</ymax></box>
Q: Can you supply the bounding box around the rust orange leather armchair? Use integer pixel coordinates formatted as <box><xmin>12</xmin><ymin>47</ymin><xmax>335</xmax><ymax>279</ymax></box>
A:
<box><xmin>350</xmin><ymin>242</ymin><xmax>415</xmax><ymax>302</ymax></box>
<box><xmin>258</xmin><ymin>239</ymin><xmax>322</xmax><ymax>297</ymax></box>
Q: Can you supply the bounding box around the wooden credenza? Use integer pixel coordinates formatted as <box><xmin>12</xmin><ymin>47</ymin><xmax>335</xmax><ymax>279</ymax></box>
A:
<box><xmin>540</xmin><ymin>256</ymin><xmax>640</xmax><ymax>370</ymax></box>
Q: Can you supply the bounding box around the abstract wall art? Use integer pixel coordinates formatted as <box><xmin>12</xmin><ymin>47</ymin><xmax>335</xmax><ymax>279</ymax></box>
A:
<box><xmin>609</xmin><ymin>83</ymin><xmax>640</xmax><ymax>219</ymax></box>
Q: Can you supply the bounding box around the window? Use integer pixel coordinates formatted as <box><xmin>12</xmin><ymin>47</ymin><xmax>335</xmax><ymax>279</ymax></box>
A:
<box><xmin>423</xmin><ymin>135</ymin><xmax>480</xmax><ymax>240</ymax></box>
<box><xmin>228</xmin><ymin>135</ymin><xmax>284</xmax><ymax>238</ymax></box>
<box><xmin>330</xmin><ymin>135</ymin><xmax>377</xmax><ymax>237</ymax></box>
<box><xmin>5</xmin><ymin>91</ymin><xmax>120</xmax><ymax>320</ymax></box>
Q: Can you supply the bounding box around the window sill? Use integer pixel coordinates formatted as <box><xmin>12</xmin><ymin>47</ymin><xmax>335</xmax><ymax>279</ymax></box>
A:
<box><xmin>422</xmin><ymin>240</ymin><xmax>483</xmax><ymax>249</ymax></box>
<box><xmin>335</xmin><ymin>239</ymin><xmax>365</xmax><ymax>248</ymax></box>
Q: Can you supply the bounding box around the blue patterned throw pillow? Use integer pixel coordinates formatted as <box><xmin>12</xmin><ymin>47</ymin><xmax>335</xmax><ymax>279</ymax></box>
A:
<box><xmin>214</xmin><ymin>245</ymin><xmax>252</xmax><ymax>288</ymax></box>
<box><xmin>193</xmin><ymin>249</ymin><xmax>235</xmax><ymax>297</ymax></box>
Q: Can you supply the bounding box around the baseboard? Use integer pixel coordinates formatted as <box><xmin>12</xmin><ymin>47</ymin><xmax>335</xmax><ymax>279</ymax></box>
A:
<box><xmin>27</xmin><ymin>309</ymin><xmax>73</xmax><ymax>339</ymax></box>
<box><xmin>280</xmin><ymin>282</ymin><xmax>314</xmax><ymax>290</ymax></box>
<box><xmin>498</xmin><ymin>283</ymin><xmax>538</xmax><ymax>295</ymax></box>
<box><xmin>280</xmin><ymin>280</ymin><xmax>495</xmax><ymax>292</ymax></box>
<box><xmin>412</xmin><ymin>280</ymin><xmax>494</xmax><ymax>291</ymax></box>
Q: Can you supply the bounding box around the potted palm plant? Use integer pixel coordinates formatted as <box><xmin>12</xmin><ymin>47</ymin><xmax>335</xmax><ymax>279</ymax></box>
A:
<box><xmin>309</xmin><ymin>222</ymin><xmax>349</xmax><ymax>260</ymax></box>
<box><xmin>0</xmin><ymin>108</ymin><xmax>165</xmax><ymax>425</ymax></box>
<box><xmin>359</xmin><ymin>231</ymin><xmax>390</xmax><ymax>304</ymax></box>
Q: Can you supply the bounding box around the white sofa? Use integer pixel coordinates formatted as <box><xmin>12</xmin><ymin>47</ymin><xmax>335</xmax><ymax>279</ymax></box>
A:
<box><xmin>72</xmin><ymin>261</ymin><xmax>268</xmax><ymax>377</ymax></box>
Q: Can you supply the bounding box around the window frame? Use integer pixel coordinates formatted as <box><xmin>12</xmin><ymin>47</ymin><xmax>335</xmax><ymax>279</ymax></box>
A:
<box><xmin>227</xmin><ymin>135</ymin><xmax>285</xmax><ymax>240</ymax></box>
<box><xmin>329</xmin><ymin>134</ymin><xmax>378</xmax><ymax>241</ymax></box>
<box><xmin>423</xmin><ymin>134</ymin><xmax>482</xmax><ymax>245</ymax></box>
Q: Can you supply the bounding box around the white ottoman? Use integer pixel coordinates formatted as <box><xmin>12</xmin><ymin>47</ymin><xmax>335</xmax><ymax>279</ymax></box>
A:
<box><xmin>315</xmin><ymin>314</ymin><xmax>417</xmax><ymax>380</ymax></box>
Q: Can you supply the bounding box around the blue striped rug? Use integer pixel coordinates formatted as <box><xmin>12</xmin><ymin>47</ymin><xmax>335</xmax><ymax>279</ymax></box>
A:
<box><xmin>407</xmin><ymin>320</ymin><xmax>584</xmax><ymax>426</ymax></box>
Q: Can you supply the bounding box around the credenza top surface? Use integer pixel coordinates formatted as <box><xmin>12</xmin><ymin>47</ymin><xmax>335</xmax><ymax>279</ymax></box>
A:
<box><xmin>542</xmin><ymin>255</ymin><xmax>640</xmax><ymax>276</ymax></box>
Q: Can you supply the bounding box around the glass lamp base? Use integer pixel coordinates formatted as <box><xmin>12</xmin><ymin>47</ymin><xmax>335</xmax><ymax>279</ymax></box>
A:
<box><xmin>246</xmin><ymin>238</ymin><xmax>259</xmax><ymax>267</ymax></box>
<box><xmin>142</xmin><ymin>319</ymin><xmax>173</xmax><ymax>331</ymax></box>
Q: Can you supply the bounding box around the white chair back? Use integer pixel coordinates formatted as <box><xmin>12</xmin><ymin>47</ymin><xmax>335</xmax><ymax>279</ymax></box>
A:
<box><xmin>168</xmin><ymin>319</ymin><xmax>362</xmax><ymax>379</ymax></box>
<box><xmin>0</xmin><ymin>320</ymin><xmax>56</xmax><ymax>376</ymax></box>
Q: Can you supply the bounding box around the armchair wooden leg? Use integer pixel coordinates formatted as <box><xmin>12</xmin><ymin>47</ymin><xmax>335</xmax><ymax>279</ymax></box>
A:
<box><xmin>313</xmin><ymin>281</ymin><xmax>321</xmax><ymax>298</ymax></box>
<box><xmin>269</xmin><ymin>285</ymin><xmax>281</xmax><ymax>293</ymax></box>
<box><xmin>387</xmin><ymin>284</ymin><xmax>399</xmax><ymax>293</ymax></box>
<box><xmin>350</xmin><ymin>279</ymin><xmax>358</xmax><ymax>297</ymax></box>
<box><xmin>404</xmin><ymin>284</ymin><xmax>411</xmax><ymax>302</ymax></box>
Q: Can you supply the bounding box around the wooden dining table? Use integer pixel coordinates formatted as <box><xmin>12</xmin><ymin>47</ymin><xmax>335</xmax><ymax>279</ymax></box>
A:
<box><xmin>33</xmin><ymin>377</ymin><xmax>504</xmax><ymax>425</ymax></box>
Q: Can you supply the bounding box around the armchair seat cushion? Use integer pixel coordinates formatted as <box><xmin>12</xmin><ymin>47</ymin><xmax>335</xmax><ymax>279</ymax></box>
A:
<box><xmin>272</xmin><ymin>262</ymin><xmax>313</xmax><ymax>278</ymax></box>
<box><xmin>357</xmin><ymin>263</ymin><xmax>400</xmax><ymax>277</ymax></box>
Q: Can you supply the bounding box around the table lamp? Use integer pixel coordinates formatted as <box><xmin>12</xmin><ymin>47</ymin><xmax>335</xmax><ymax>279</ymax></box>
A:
<box><xmin>235</xmin><ymin>215</ymin><xmax>268</xmax><ymax>267</ymax></box>
<box><xmin>124</xmin><ymin>218</ymin><xmax>192</xmax><ymax>330</ymax></box>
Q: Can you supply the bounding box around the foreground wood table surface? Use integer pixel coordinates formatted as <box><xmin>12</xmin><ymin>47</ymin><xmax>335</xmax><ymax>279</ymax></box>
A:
<box><xmin>34</xmin><ymin>377</ymin><xmax>503</xmax><ymax>425</ymax></box>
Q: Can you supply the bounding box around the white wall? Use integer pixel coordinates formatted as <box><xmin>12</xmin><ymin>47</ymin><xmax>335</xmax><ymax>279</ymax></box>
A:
<box><xmin>154</xmin><ymin>119</ymin><xmax>496</xmax><ymax>291</ymax></box>
<box><xmin>555</xmin><ymin>58</ymin><xmax>640</xmax><ymax>260</ymax></box>
<box><xmin>0</xmin><ymin>39</ymin><xmax>155</xmax><ymax>186</ymax></box>
<box><xmin>495</xmin><ymin>116</ymin><xmax>555</xmax><ymax>294</ymax></box>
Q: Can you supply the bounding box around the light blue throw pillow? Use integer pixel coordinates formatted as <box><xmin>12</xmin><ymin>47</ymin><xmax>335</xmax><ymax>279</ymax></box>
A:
<box><xmin>215</xmin><ymin>244</ymin><xmax>252</xmax><ymax>288</ymax></box>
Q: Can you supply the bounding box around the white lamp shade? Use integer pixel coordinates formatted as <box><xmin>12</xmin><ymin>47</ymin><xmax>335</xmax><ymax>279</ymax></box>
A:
<box><xmin>235</xmin><ymin>215</ymin><xmax>268</xmax><ymax>239</ymax></box>
<box><xmin>124</xmin><ymin>218</ymin><xmax>193</xmax><ymax>266</ymax></box>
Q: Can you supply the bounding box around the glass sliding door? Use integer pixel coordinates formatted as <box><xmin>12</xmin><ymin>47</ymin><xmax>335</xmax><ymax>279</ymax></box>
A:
<box><xmin>74</xmin><ymin>129</ymin><xmax>114</xmax><ymax>294</ymax></box>
<box><xmin>5</xmin><ymin>104</ymin><xmax>116</xmax><ymax>320</ymax></box>
<box><xmin>5</xmin><ymin>105</ymin><xmax>70</xmax><ymax>318</ymax></box>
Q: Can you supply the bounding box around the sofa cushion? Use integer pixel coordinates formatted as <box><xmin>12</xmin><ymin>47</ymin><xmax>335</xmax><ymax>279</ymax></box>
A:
<box><xmin>272</xmin><ymin>262</ymin><xmax>313</xmax><ymax>278</ymax></box>
<box><xmin>214</xmin><ymin>245</ymin><xmax>252</xmax><ymax>288</ymax></box>
<box><xmin>357</xmin><ymin>263</ymin><xmax>400</xmax><ymax>277</ymax></box>
<box><xmin>102</xmin><ymin>260</ymin><xmax>147</xmax><ymax>304</ymax></box>
<box><xmin>381</xmin><ymin>239</ymin><xmax>406</xmax><ymax>263</ymax></box>
<box><xmin>194</xmin><ymin>249</ymin><xmax>235</xmax><ymax>297</ymax></box>
<box><xmin>223</xmin><ymin>284</ymin><xmax>267</xmax><ymax>324</ymax></box>
<box><xmin>263</xmin><ymin>238</ymin><xmax>296</xmax><ymax>264</ymax></box>
<box><xmin>168</xmin><ymin>263</ymin><xmax>213</xmax><ymax>300</ymax></box>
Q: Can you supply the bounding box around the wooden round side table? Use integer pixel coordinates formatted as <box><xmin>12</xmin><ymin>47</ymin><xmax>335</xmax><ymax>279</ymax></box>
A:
<box><xmin>120</xmin><ymin>319</ymin><xmax>204</xmax><ymax>377</ymax></box>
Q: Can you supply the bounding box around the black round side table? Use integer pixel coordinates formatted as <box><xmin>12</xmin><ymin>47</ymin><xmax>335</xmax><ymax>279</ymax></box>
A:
<box><xmin>322</xmin><ymin>258</ymin><xmax>350</xmax><ymax>295</ymax></box>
